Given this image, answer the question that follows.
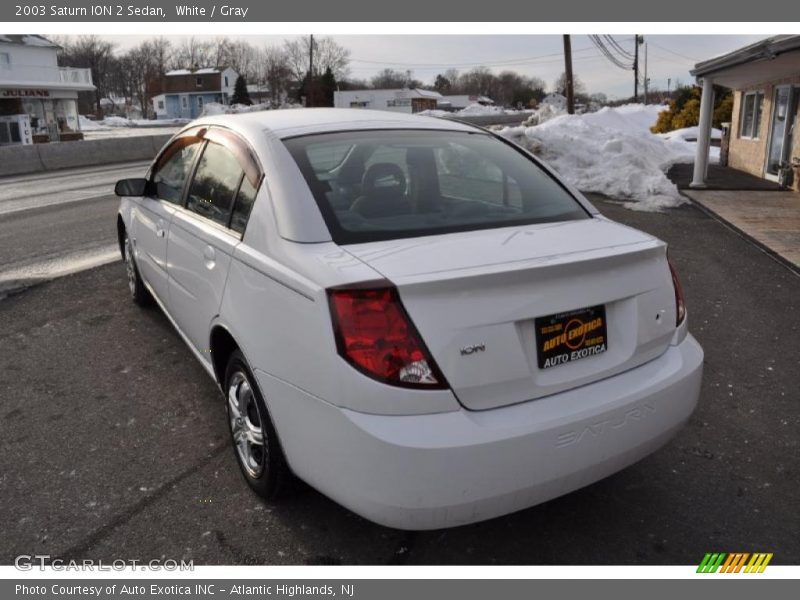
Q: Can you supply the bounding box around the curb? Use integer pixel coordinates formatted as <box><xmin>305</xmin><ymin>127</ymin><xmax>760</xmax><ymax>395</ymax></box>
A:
<box><xmin>680</xmin><ymin>191</ymin><xmax>800</xmax><ymax>277</ymax></box>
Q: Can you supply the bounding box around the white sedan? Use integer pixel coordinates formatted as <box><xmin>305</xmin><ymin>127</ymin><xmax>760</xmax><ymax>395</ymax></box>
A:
<box><xmin>115</xmin><ymin>108</ymin><xmax>703</xmax><ymax>530</ymax></box>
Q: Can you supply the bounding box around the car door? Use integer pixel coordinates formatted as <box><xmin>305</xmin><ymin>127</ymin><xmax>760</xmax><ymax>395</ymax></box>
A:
<box><xmin>166</xmin><ymin>127</ymin><xmax>262</xmax><ymax>361</ymax></box>
<box><xmin>131</xmin><ymin>132</ymin><xmax>203</xmax><ymax>305</ymax></box>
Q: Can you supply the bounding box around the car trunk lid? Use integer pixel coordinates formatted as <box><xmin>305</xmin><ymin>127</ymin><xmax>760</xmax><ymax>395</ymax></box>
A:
<box><xmin>344</xmin><ymin>218</ymin><xmax>678</xmax><ymax>410</ymax></box>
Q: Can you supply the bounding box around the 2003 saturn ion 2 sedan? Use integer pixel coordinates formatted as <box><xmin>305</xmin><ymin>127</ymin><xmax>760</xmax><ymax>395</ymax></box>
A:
<box><xmin>115</xmin><ymin>108</ymin><xmax>703</xmax><ymax>530</ymax></box>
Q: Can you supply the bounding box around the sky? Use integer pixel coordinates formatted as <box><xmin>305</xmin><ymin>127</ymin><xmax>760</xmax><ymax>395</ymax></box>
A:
<box><xmin>105</xmin><ymin>34</ymin><xmax>768</xmax><ymax>99</ymax></box>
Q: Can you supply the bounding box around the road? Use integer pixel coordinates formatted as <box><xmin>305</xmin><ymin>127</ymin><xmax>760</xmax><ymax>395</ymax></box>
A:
<box><xmin>0</xmin><ymin>161</ymin><xmax>149</xmax><ymax>294</ymax></box>
<box><xmin>0</xmin><ymin>165</ymin><xmax>798</xmax><ymax>565</ymax></box>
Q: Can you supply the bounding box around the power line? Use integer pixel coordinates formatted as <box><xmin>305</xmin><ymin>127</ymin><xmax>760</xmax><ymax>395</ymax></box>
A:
<box><xmin>588</xmin><ymin>35</ymin><xmax>633</xmax><ymax>70</ymax></box>
<box><xmin>646</xmin><ymin>41</ymin><xmax>700</xmax><ymax>62</ymax></box>
<box><xmin>345</xmin><ymin>53</ymin><xmax>611</xmax><ymax>74</ymax></box>
<box><xmin>603</xmin><ymin>35</ymin><xmax>635</xmax><ymax>59</ymax></box>
<box><xmin>349</xmin><ymin>45</ymin><xmax>600</xmax><ymax>69</ymax></box>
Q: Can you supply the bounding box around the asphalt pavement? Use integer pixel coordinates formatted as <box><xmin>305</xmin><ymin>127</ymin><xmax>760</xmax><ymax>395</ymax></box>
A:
<box><xmin>0</xmin><ymin>162</ymin><xmax>148</xmax><ymax>296</ymax></box>
<box><xmin>0</xmin><ymin>193</ymin><xmax>798</xmax><ymax>565</ymax></box>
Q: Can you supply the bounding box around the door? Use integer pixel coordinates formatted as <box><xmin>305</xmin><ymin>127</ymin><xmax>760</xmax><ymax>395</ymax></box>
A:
<box><xmin>166</xmin><ymin>129</ymin><xmax>262</xmax><ymax>360</ymax></box>
<box><xmin>131</xmin><ymin>133</ymin><xmax>203</xmax><ymax>304</ymax></box>
<box><xmin>765</xmin><ymin>85</ymin><xmax>799</xmax><ymax>179</ymax></box>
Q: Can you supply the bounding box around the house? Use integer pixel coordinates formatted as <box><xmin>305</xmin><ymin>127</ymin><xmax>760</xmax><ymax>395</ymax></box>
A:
<box><xmin>690</xmin><ymin>35</ymin><xmax>800</xmax><ymax>191</ymax></box>
<box><xmin>438</xmin><ymin>94</ymin><xmax>494</xmax><ymax>111</ymax></box>
<box><xmin>99</xmin><ymin>95</ymin><xmax>142</xmax><ymax>120</ymax></box>
<box><xmin>246</xmin><ymin>83</ymin><xmax>272</xmax><ymax>105</ymax></box>
<box><xmin>0</xmin><ymin>34</ymin><xmax>94</xmax><ymax>144</ymax></box>
<box><xmin>148</xmin><ymin>67</ymin><xmax>237</xmax><ymax>119</ymax></box>
<box><xmin>333</xmin><ymin>88</ymin><xmax>441</xmax><ymax>114</ymax></box>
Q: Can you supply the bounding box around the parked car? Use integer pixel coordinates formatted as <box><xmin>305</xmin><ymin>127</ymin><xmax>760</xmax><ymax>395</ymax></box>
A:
<box><xmin>115</xmin><ymin>108</ymin><xmax>703</xmax><ymax>530</ymax></box>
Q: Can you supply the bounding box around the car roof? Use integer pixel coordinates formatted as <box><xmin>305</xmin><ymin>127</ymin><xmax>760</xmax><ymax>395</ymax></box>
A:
<box><xmin>191</xmin><ymin>107</ymin><xmax>480</xmax><ymax>140</ymax></box>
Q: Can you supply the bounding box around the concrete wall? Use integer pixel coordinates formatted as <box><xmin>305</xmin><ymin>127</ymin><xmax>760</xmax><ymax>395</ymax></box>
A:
<box><xmin>0</xmin><ymin>134</ymin><xmax>173</xmax><ymax>177</ymax></box>
<box><xmin>729</xmin><ymin>77</ymin><xmax>800</xmax><ymax>191</ymax></box>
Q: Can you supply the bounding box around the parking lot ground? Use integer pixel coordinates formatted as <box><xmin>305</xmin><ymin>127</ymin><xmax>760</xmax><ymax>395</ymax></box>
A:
<box><xmin>0</xmin><ymin>196</ymin><xmax>798</xmax><ymax>565</ymax></box>
<box><xmin>683</xmin><ymin>189</ymin><xmax>800</xmax><ymax>270</ymax></box>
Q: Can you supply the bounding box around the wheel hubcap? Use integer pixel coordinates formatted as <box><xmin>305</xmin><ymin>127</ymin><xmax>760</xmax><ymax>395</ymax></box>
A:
<box><xmin>227</xmin><ymin>371</ymin><xmax>266</xmax><ymax>478</ymax></box>
<box><xmin>124</xmin><ymin>236</ymin><xmax>136</xmax><ymax>296</ymax></box>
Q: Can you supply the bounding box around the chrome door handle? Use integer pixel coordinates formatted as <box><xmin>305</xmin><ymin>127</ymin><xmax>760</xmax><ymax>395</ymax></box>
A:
<box><xmin>155</xmin><ymin>218</ymin><xmax>166</xmax><ymax>238</ymax></box>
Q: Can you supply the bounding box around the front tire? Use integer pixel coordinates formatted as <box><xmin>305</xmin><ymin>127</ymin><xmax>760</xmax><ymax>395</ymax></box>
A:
<box><xmin>225</xmin><ymin>350</ymin><xmax>291</xmax><ymax>500</ymax></box>
<box><xmin>123</xmin><ymin>230</ymin><xmax>152</xmax><ymax>307</ymax></box>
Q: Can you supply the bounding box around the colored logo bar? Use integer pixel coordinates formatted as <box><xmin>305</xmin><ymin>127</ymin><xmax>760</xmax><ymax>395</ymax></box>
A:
<box><xmin>697</xmin><ymin>553</ymin><xmax>773</xmax><ymax>573</ymax></box>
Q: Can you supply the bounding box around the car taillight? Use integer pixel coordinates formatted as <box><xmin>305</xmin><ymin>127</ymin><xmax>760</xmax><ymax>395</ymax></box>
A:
<box><xmin>668</xmin><ymin>257</ymin><xmax>686</xmax><ymax>326</ymax></box>
<box><xmin>327</xmin><ymin>285</ymin><xmax>447</xmax><ymax>389</ymax></box>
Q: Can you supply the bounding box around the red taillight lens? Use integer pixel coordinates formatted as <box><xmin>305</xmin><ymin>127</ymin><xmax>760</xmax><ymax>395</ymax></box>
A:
<box><xmin>328</xmin><ymin>285</ymin><xmax>446</xmax><ymax>388</ymax></box>
<box><xmin>668</xmin><ymin>257</ymin><xmax>686</xmax><ymax>326</ymax></box>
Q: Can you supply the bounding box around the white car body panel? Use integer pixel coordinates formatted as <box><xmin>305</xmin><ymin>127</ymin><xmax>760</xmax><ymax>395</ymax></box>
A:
<box><xmin>343</xmin><ymin>218</ymin><xmax>676</xmax><ymax>410</ymax></box>
<box><xmin>167</xmin><ymin>207</ymin><xmax>238</xmax><ymax>356</ymax></box>
<box><xmin>117</xmin><ymin>108</ymin><xmax>704</xmax><ymax>530</ymax></box>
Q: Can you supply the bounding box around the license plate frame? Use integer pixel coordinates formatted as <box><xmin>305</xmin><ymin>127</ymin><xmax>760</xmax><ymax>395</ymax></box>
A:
<box><xmin>535</xmin><ymin>305</ymin><xmax>608</xmax><ymax>370</ymax></box>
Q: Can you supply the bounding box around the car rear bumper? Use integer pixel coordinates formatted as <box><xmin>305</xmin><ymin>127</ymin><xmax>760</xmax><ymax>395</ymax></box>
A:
<box><xmin>257</xmin><ymin>334</ymin><xmax>703</xmax><ymax>530</ymax></box>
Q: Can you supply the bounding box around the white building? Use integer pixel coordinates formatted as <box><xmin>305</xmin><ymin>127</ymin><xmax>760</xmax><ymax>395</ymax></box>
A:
<box><xmin>438</xmin><ymin>94</ymin><xmax>494</xmax><ymax>111</ymax></box>
<box><xmin>0</xmin><ymin>34</ymin><xmax>94</xmax><ymax>144</ymax></box>
<box><xmin>334</xmin><ymin>88</ymin><xmax>441</xmax><ymax>114</ymax></box>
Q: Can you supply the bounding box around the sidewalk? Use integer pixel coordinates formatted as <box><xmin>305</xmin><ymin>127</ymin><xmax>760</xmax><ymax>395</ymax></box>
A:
<box><xmin>682</xmin><ymin>189</ymin><xmax>800</xmax><ymax>271</ymax></box>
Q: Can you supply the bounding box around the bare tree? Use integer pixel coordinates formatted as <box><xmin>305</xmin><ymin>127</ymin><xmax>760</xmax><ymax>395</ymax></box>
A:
<box><xmin>225</xmin><ymin>40</ymin><xmax>259</xmax><ymax>81</ymax></box>
<box><xmin>370</xmin><ymin>68</ymin><xmax>420</xmax><ymax>89</ymax></box>
<box><xmin>57</xmin><ymin>35</ymin><xmax>117</xmax><ymax>113</ymax></box>
<box><xmin>170</xmin><ymin>36</ymin><xmax>214</xmax><ymax>70</ymax></box>
<box><xmin>260</xmin><ymin>45</ymin><xmax>293</xmax><ymax>105</ymax></box>
<box><xmin>283</xmin><ymin>36</ymin><xmax>350</xmax><ymax>81</ymax></box>
<box><xmin>553</xmin><ymin>72</ymin><xmax>586</xmax><ymax>96</ymax></box>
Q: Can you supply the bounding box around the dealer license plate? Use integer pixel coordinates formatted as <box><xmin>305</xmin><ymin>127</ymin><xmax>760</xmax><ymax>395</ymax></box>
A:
<box><xmin>535</xmin><ymin>305</ymin><xmax>608</xmax><ymax>369</ymax></box>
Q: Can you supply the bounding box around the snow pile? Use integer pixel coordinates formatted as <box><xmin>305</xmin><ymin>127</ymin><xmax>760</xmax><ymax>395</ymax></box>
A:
<box><xmin>78</xmin><ymin>115</ymin><xmax>107</xmax><ymax>130</ymax></box>
<box><xmin>101</xmin><ymin>116</ymin><xmax>134</xmax><ymax>128</ymax></box>
<box><xmin>201</xmin><ymin>102</ymin><xmax>270</xmax><ymax>116</ymax></box>
<box><xmin>417</xmin><ymin>109</ymin><xmax>451</xmax><ymax>117</ymax></box>
<box><xmin>457</xmin><ymin>103</ymin><xmax>508</xmax><ymax>116</ymax></box>
<box><xmin>500</xmin><ymin>104</ymin><xmax>702</xmax><ymax>211</ymax></box>
<box><xmin>657</xmin><ymin>125</ymin><xmax>722</xmax><ymax>142</ymax></box>
<box><xmin>418</xmin><ymin>105</ymin><xmax>527</xmax><ymax>118</ymax></box>
<box><xmin>79</xmin><ymin>115</ymin><xmax>190</xmax><ymax>134</ymax></box>
<box><xmin>521</xmin><ymin>103</ymin><xmax>566</xmax><ymax>126</ymax></box>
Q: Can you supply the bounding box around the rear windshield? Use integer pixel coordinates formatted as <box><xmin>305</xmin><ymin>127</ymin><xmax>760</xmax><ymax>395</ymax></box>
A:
<box><xmin>283</xmin><ymin>129</ymin><xmax>589</xmax><ymax>244</ymax></box>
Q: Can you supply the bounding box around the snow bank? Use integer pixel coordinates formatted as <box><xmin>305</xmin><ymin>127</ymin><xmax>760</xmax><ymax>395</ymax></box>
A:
<box><xmin>658</xmin><ymin>126</ymin><xmax>722</xmax><ymax>142</ymax></box>
<box><xmin>78</xmin><ymin>115</ymin><xmax>107</xmax><ymax>131</ymax></box>
<box><xmin>457</xmin><ymin>103</ymin><xmax>510</xmax><ymax>116</ymax></box>
<box><xmin>201</xmin><ymin>102</ymin><xmax>270</xmax><ymax>116</ymax></box>
<box><xmin>79</xmin><ymin>115</ymin><xmax>189</xmax><ymax>129</ymax></box>
<box><xmin>501</xmin><ymin>104</ymin><xmax>703</xmax><ymax>212</ymax></box>
<box><xmin>101</xmin><ymin>116</ymin><xmax>134</xmax><ymax>128</ymax></box>
<box><xmin>418</xmin><ymin>104</ymin><xmax>527</xmax><ymax>118</ymax></box>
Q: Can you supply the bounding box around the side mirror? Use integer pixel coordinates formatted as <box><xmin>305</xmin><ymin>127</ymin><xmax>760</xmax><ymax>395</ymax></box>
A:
<box><xmin>115</xmin><ymin>178</ymin><xmax>149</xmax><ymax>197</ymax></box>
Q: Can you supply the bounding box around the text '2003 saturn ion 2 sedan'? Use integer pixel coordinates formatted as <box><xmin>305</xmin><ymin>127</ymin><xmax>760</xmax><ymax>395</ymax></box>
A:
<box><xmin>115</xmin><ymin>108</ymin><xmax>703</xmax><ymax>530</ymax></box>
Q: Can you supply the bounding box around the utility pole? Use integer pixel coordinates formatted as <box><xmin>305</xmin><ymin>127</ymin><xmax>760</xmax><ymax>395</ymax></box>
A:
<box><xmin>563</xmin><ymin>34</ymin><xmax>575</xmax><ymax>114</ymax></box>
<box><xmin>633</xmin><ymin>34</ymin><xmax>640</xmax><ymax>102</ymax></box>
<box><xmin>643</xmin><ymin>42</ymin><xmax>648</xmax><ymax>104</ymax></box>
<box><xmin>308</xmin><ymin>34</ymin><xmax>314</xmax><ymax>107</ymax></box>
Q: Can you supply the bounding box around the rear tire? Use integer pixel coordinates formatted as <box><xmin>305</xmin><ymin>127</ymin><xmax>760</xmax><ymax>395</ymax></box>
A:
<box><xmin>224</xmin><ymin>349</ymin><xmax>291</xmax><ymax>500</ymax></box>
<box><xmin>123</xmin><ymin>229</ymin><xmax>152</xmax><ymax>307</ymax></box>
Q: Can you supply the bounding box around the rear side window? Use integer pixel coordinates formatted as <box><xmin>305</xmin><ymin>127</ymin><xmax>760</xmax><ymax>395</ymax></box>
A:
<box><xmin>230</xmin><ymin>177</ymin><xmax>257</xmax><ymax>235</ymax></box>
<box><xmin>151</xmin><ymin>137</ymin><xmax>202</xmax><ymax>204</ymax></box>
<box><xmin>186</xmin><ymin>141</ymin><xmax>243</xmax><ymax>227</ymax></box>
<box><xmin>283</xmin><ymin>129</ymin><xmax>588</xmax><ymax>244</ymax></box>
